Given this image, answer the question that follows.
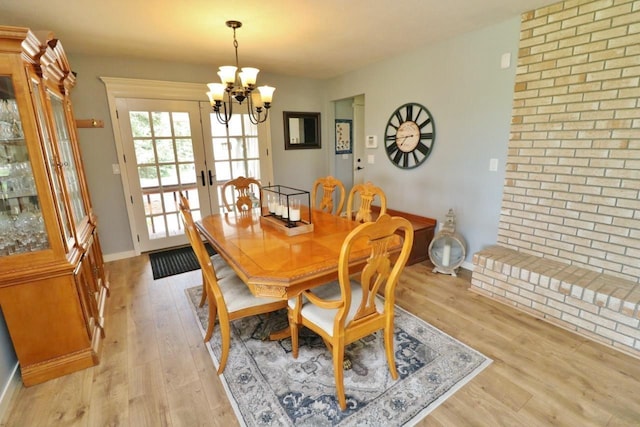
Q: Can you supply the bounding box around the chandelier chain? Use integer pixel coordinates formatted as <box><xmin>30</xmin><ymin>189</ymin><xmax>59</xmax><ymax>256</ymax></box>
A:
<box><xmin>233</xmin><ymin>28</ymin><xmax>239</xmax><ymax>68</ymax></box>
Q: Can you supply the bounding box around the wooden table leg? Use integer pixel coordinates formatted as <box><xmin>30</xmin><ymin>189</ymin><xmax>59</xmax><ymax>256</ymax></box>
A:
<box><xmin>266</xmin><ymin>326</ymin><xmax>291</xmax><ymax>341</ymax></box>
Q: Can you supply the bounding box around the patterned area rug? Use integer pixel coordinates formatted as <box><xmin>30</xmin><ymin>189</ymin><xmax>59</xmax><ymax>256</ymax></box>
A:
<box><xmin>185</xmin><ymin>286</ymin><xmax>491</xmax><ymax>426</ymax></box>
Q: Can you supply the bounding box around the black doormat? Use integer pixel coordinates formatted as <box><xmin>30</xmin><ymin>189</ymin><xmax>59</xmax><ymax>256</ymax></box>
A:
<box><xmin>148</xmin><ymin>244</ymin><xmax>216</xmax><ymax>280</ymax></box>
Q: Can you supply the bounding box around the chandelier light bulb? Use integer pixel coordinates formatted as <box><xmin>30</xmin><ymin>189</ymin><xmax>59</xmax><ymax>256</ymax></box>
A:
<box><xmin>258</xmin><ymin>86</ymin><xmax>275</xmax><ymax>104</ymax></box>
<box><xmin>206</xmin><ymin>83</ymin><xmax>226</xmax><ymax>103</ymax></box>
<box><xmin>218</xmin><ymin>66</ymin><xmax>237</xmax><ymax>85</ymax></box>
<box><xmin>239</xmin><ymin>67</ymin><xmax>259</xmax><ymax>87</ymax></box>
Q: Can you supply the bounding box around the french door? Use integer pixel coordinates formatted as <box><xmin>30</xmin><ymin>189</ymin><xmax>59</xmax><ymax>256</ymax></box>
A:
<box><xmin>115</xmin><ymin>97</ymin><xmax>272</xmax><ymax>253</ymax></box>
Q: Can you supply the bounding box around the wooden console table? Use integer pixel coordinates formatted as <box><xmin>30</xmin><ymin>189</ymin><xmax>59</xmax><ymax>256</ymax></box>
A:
<box><xmin>371</xmin><ymin>206</ymin><xmax>437</xmax><ymax>265</ymax></box>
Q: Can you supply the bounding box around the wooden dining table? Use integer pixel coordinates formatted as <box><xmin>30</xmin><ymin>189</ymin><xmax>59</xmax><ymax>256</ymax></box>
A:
<box><xmin>196</xmin><ymin>207</ymin><xmax>402</xmax><ymax>300</ymax></box>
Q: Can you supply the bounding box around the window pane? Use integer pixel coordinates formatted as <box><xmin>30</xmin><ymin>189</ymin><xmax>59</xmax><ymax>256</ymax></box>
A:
<box><xmin>152</xmin><ymin>112</ymin><xmax>172</xmax><ymax>137</ymax></box>
<box><xmin>183</xmin><ymin>191</ymin><xmax>200</xmax><ymax>210</ymax></box>
<box><xmin>215</xmin><ymin>161</ymin><xmax>231</xmax><ymax>181</ymax></box>
<box><xmin>210</xmin><ymin>115</ymin><xmax>227</xmax><ymax>137</ymax></box>
<box><xmin>231</xmin><ymin>160</ymin><xmax>246</xmax><ymax>177</ymax></box>
<box><xmin>129</xmin><ymin>111</ymin><xmax>151</xmax><ymax>137</ymax></box>
<box><xmin>212</xmin><ymin>139</ymin><xmax>229</xmax><ymax>160</ymax></box>
<box><xmin>176</xmin><ymin>139</ymin><xmax>194</xmax><ymax>162</ymax></box>
<box><xmin>227</xmin><ymin>114</ymin><xmax>243</xmax><ymax>135</ymax></box>
<box><xmin>149</xmin><ymin>215</ymin><xmax>166</xmax><ymax>239</ymax></box>
<box><xmin>134</xmin><ymin>139</ymin><xmax>155</xmax><ymax>164</ymax></box>
<box><xmin>156</xmin><ymin>139</ymin><xmax>175</xmax><ymax>163</ymax></box>
<box><xmin>243</xmin><ymin>115</ymin><xmax>258</xmax><ymax>136</ymax></box>
<box><xmin>229</xmin><ymin>138</ymin><xmax>244</xmax><ymax>160</ymax></box>
<box><xmin>179</xmin><ymin>163</ymin><xmax>196</xmax><ymax>185</ymax></box>
<box><xmin>247</xmin><ymin>159</ymin><xmax>260</xmax><ymax>179</ymax></box>
<box><xmin>172</xmin><ymin>112</ymin><xmax>191</xmax><ymax>136</ymax></box>
<box><xmin>145</xmin><ymin>192</ymin><xmax>163</xmax><ymax>215</ymax></box>
<box><xmin>138</xmin><ymin>166</ymin><xmax>158</xmax><ymax>188</ymax></box>
<box><xmin>245</xmin><ymin>137</ymin><xmax>259</xmax><ymax>158</ymax></box>
<box><xmin>167</xmin><ymin>213</ymin><xmax>181</xmax><ymax>236</ymax></box>
<box><xmin>191</xmin><ymin>210</ymin><xmax>202</xmax><ymax>222</ymax></box>
<box><xmin>163</xmin><ymin>192</ymin><xmax>179</xmax><ymax>214</ymax></box>
<box><xmin>159</xmin><ymin>165</ymin><xmax>178</xmax><ymax>186</ymax></box>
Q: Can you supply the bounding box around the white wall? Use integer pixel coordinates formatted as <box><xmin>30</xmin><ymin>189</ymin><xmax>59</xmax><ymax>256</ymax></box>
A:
<box><xmin>324</xmin><ymin>17</ymin><xmax>520</xmax><ymax>263</ymax></box>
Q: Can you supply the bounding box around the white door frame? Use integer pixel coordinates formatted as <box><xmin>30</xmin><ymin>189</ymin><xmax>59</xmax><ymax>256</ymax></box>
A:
<box><xmin>101</xmin><ymin>77</ymin><xmax>274</xmax><ymax>255</ymax></box>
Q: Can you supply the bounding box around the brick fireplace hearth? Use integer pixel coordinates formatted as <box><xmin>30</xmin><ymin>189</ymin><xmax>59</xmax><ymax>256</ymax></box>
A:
<box><xmin>470</xmin><ymin>0</ymin><xmax>640</xmax><ymax>358</ymax></box>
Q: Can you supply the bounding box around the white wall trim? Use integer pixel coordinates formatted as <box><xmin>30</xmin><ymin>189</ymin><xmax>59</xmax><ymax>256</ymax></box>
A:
<box><xmin>0</xmin><ymin>363</ymin><xmax>21</xmax><ymax>423</ymax></box>
<box><xmin>103</xmin><ymin>250</ymin><xmax>137</xmax><ymax>262</ymax></box>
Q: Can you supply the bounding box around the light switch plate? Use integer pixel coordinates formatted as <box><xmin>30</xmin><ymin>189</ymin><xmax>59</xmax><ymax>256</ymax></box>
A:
<box><xmin>367</xmin><ymin>154</ymin><xmax>375</xmax><ymax>164</ymax></box>
<box><xmin>501</xmin><ymin>52</ymin><xmax>511</xmax><ymax>69</ymax></box>
<box><xmin>489</xmin><ymin>158</ymin><xmax>498</xmax><ymax>172</ymax></box>
<box><xmin>112</xmin><ymin>163</ymin><xmax>121</xmax><ymax>174</ymax></box>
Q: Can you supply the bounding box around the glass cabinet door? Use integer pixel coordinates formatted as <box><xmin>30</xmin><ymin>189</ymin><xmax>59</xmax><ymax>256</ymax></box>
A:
<box><xmin>0</xmin><ymin>76</ymin><xmax>49</xmax><ymax>256</ymax></box>
<box><xmin>49</xmin><ymin>92</ymin><xmax>86</xmax><ymax>228</ymax></box>
<box><xmin>32</xmin><ymin>80</ymin><xmax>73</xmax><ymax>246</ymax></box>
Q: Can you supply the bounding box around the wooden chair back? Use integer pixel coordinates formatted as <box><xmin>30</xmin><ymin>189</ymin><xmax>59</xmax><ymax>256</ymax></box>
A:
<box><xmin>221</xmin><ymin>176</ymin><xmax>262</xmax><ymax>213</ymax></box>
<box><xmin>289</xmin><ymin>213</ymin><xmax>414</xmax><ymax>410</ymax></box>
<box><xmin>178</xmin><ymin>193</ymin><xmax>230</xmax><ymax>333</ymax></box>
<box><xmin>311</xmin><ymin>176</ymin><xmax>346</xmax><ymax>215</ymax></box>
<box><xmin>345</xmin><ymin>181</ymin><xmax>387</xmax><ymax>223</ymax></box>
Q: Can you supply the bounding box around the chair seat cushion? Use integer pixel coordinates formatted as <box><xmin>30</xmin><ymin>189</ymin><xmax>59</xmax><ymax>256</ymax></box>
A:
<box><xmin>211</xmin><ymin>253</ymin><xmax>233</xmax><ymax>279</ymax></box>
<box><xmin>289</xmin><ymin>281</ymin><xmax>385</xmax><ymax>337</ymax></box>
<box><xmin>219</xmin><ymin>273</ymin><xmax>282</xmax><ymax>313</ymax></box>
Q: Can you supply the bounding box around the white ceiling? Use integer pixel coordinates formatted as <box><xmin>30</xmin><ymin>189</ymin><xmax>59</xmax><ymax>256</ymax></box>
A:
<box><xmin>2</xmin><ymin>0</ymin><xmax>556</xmax><ymax>79</ymax></box>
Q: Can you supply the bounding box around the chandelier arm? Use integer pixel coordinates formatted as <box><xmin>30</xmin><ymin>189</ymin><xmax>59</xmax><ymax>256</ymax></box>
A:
<box><xmin>216</xmin><ymin>99</ymin><xmax>233</xmax><ymax>125</ymax></box>
<box><xmin>245</xmin><ymin>95</ymin><xmax>268</xmax><ymax>125</ymax></box>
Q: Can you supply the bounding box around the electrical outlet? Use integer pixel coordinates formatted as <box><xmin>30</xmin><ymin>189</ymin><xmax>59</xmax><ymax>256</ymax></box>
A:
<box><xmin>112</xmin><ymin>163</ymin><xmax>121</xmax><ymax>174</ymax></box>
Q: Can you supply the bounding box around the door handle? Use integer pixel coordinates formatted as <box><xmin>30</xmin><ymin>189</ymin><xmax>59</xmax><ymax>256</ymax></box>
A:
<box><xmin>208</xmin><ymin>170</ymin><xmax>214</xmax><ymax>186</ymax></box>
<box><xmin>200</xmin><ymin>170</ymin><xmax>205</xmax><ymax>186</ymax></box>
<box><xmin>356</xmin><ymin>166</ymin><xmax>364</xmax><ymax>171</ymax></box>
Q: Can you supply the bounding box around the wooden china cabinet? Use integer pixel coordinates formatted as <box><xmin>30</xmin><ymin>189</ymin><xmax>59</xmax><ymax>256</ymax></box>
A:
<box><xmin>0</xmin><ymin>26</ymin><xmax>109</xmax><ymax>386</ymax></box>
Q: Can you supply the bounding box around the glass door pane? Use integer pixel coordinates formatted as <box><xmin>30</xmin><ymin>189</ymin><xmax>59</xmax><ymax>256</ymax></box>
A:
<box><xmin>32</xmin><ymin>80</ymin><xmax>72</xmax><ymax>247</ymax></box>
<box><xmin>49</xmin><ymin>93</ymin><xmax>86</xmax><ymax>228</ymax></box>
<box><xmin>0</xmin><ymin>76</ymin><xmax>49</xmax><ymax>256</ymax></box>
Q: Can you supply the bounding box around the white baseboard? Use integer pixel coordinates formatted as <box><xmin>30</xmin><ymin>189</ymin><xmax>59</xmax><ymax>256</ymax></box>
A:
<box><xmin>0</xmin><ymin>363</ymin><xmax>21</xmax><ymax>424</ymax></box>
<box><xmin>103</xmin><ymin>250</ymin><xmax>137</xmax><ymax>262</ymax></box>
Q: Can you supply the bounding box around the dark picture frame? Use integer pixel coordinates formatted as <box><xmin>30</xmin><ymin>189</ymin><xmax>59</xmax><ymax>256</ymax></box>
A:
<box><xmin>335</xmin><ymin>119</ymin><xmax>352</xmax><ymax>154</ymax></box>
<box><xmin>283</xmin><ymin>111</ymin><xmax>321</xmax><ymax>150</ymax></box>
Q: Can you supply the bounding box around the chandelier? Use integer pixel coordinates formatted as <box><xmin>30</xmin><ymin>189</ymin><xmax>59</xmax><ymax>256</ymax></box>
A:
<box><xmin>206</xmin><ymin>20</ymin><xmax>275</xmax><ymax>125</ymax></box>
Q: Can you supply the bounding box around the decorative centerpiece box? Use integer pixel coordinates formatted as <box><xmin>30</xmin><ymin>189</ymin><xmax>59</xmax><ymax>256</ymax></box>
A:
<box><xmin>261</xmin><ymin>185</ymin><xmax>314</xmax><ymax>236</ymax></box>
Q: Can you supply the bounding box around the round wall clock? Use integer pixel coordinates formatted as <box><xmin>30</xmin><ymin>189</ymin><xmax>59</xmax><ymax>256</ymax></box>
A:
<box><xmin>384</xmin><ymin>102</ymin><xmax>435</xmax><ymax>169</ymax></box>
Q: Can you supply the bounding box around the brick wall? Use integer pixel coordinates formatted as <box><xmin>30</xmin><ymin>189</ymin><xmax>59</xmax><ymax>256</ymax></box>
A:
<box><xmin>499</xmin><ymin>0</ymin><xmax>640</xmax><ymax>283</ymax></box>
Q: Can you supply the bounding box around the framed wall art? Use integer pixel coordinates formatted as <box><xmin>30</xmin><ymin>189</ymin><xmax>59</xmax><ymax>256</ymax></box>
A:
<box><xmin>335</xmin><ymin>119</ymin><xmax>352</xmax><ymax>154</ymax></box>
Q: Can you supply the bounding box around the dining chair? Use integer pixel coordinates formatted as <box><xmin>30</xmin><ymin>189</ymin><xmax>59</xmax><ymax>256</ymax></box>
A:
<box><xmin>178</xmin><ymin>192</ymin><xmax>233</xmax><ymax>308</ymax></box>
<box><xmin>221</xmin><ymin>176</ymin><xmax>262</xmax><ymax>213</ymax></box>
<box><xmin>345</xmin><ymin>181</ymin><xmax>387</xmax><ymax>223</ymax></box>
<box><xmin>179</xmin><ymin>197</ymin><xmax>287</xmax><ymax>374</ymax></box>
<box><xmin>311</xmin><ymin>175</ymin><xmax>346</xmax><ymax>216</ymax></box>
<box><xmin>287</xmin><ymin>213</ymin><xmax>414</xmax><ymax>410</ymax></box>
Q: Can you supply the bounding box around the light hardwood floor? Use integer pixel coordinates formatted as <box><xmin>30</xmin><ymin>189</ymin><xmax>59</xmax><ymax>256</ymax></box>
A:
<box><xmin>2</xmin><ymin>255</ymin><xmax>639</xmax><ymax>426</ymax></box>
